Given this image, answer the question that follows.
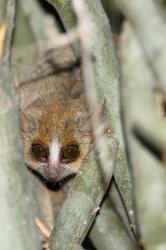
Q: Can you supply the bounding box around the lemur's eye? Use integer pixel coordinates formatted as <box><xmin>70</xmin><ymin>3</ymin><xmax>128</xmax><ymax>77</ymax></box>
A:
<box><xmin>61</xmin><ymin>144</ymin><xmax>80</xmax><ymax>163</ymax></box>
<box><xmin>31</xmin><ymin>143</ymin><xmax>48</xmax><ymax>162</ymax></box>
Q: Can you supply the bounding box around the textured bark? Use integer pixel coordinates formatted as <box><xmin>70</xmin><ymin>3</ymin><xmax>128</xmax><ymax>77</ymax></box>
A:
<box><xmin>90</xmin><ymin>198</ymin><xmax>136</xmax><ymax>250</ymax></box>
<box><xmin>0</xmin><ymin>0</ymin><xmax>41</xmax><ymax>249</ymax></box>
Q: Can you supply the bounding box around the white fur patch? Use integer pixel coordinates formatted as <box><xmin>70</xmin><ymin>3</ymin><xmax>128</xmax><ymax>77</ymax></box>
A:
<box><xmin>49</xmin><ymin>138</ymin><xmax>61</xmax><ymax>168</ymax></box>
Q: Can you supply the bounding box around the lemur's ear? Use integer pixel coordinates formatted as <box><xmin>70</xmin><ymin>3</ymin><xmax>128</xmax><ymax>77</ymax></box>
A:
<box><xmin>81</xmin><ymin>98</ymin><xmax>109</xmax><ymax>138</ymax></box>
<box><xmin>20</xmin><ymin>111</ymin><xmax>38</xmax><ymax>135</ymax></box>
<box><xmin>20</xmin><ymin>112</ymin><xmax>29</xmax><ymax>133</ymax></box>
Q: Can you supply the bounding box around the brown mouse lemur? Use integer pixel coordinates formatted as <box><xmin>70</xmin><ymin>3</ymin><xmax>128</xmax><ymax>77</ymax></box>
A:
<box><xmin>18</xmin><ymin>46</ymin><xmax>95</xmax><ymax>182</ymax></box>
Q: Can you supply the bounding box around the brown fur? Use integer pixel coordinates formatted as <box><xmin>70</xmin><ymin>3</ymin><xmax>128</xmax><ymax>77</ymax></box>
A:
<box><xmin>19</xmin><ymin>49</ymin><xmax>93</xmax><ymax>182</ymax></box>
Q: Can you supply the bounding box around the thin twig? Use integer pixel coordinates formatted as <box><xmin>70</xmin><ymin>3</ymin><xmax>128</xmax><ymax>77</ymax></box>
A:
<box><xmin>35</xmin><ymin>217</ymin><xmax>51</xmax><ymax>238</ymax></box>
<box><xmin>3</xmin><ymin>0</ymin><xmax>16</xmax><ymax>62</ymax></box>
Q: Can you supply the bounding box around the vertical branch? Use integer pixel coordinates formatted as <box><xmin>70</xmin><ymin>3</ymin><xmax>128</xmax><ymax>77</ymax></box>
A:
<box><xmin>0</xmin><ymin>0</ymin><xmax>41</xmax><ymax>249</ymax></box>
<box><xmin>79</xmin><ymin>0</ymin><xmax>135</xmax><ymax>227</ymax></box>
<box><xmin>119</xmin><ymin>22</ymin><xmax>166</xmax><ymax>250</ymax></box>
<box><xmin>72</xmin><ymin>0</ymin><xmax>116</xmax><ymax>186</ymax></box>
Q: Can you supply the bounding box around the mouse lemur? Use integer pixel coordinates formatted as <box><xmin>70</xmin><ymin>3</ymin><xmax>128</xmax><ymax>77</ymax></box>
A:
<box><xmin>19</xmin><ymin>46</ymin><xmax>94</xmax><ymax>182</ymax></box>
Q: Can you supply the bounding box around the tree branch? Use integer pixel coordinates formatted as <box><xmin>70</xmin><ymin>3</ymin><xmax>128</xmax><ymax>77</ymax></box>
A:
<box><xmin>119</xmin><ymin>22</ymin><xmax>166</xmax><ymax>250</ymax></box>
<box><xmin>0</xmin><ymin>0</ymin><xmax>41</xmax><ymax>249</ymax></box>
